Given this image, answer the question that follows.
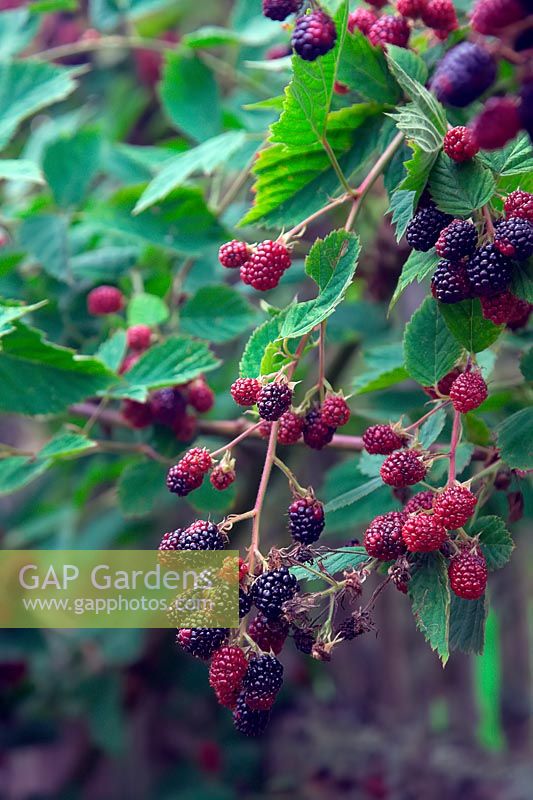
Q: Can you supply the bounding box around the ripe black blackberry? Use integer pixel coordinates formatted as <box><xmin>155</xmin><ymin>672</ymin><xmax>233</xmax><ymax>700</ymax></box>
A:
<box><xmin>178</xmin><ymin>520</ymin><xmax>225</xmax><ymax>551</ymax></box>
<box><xmin>435</xmin><ymin>220</ymin><xmax>478</xmax><ymax>260</ymax></box>
<box><xmin>405</xmin><ymin>206</ymin><xmax>452</xmax><ymax>251</ymax></box>
<box><xmin>431</xmin><ymin>260</ymin><xmax>472</xmax><ymax>304</ymax></box>
<box><xmin>239</xmin><ymin>588</ymin><xmax>252</xmax><ymax>618</ymax></box>
<box><xmin>466</xmin><ymin>244</ymin><xmax>514</xmax><ymax>297</ymax></box>
<box><xmin>256</xmin><ymin>382</ymin><xmax>293</xmax><ymax>421</ymax></box>
<box><xmin>233</xmin><ymin>692</ymin><xmax>270</xmax><ymax>736</ymax></box>
<box><xmin>262</xmin><ymin>0</ymin><xmax>303</xmax><ymax>20</ymax></box>
<box><xmin>177</xmin><ymin>628</ymin><xmax>228</xmax><ymax>659</ymax></box>
<box><xmin>243</xmin><ymin>654</ymin><xmax>283</xmax><ymax>699</ymax></box>
<box><xmin>494</xmin><ymin>217</ymin><xmax>533</xmax><ymax>261</ymax></box>
<box><xmin>251</xmin><ymin>567</ymin><xmax>299</xmax><ymax>620</ymax></box>
<box><xmin>292</xmin><ymin>9</ymin><xmax>337</xmax><ymax>61</ymax></box>
<box><xmin>430</xmin><ymin>42</ymin><xmax>496</xmax><ymax>107</ymax></box>
<box><xmin>288</xmin><ymin>495</ymin><xmax>325</xmax><ymax>545</ymax></box>
<box><xmin>302</xmin><ymin>407</ymin><xmax>336</xmax><ymax>450</ymax></box>
<box><xmin>159</xmin><ymin>528</ymin><xmax>182</xmax><ymax>553</ymax></box>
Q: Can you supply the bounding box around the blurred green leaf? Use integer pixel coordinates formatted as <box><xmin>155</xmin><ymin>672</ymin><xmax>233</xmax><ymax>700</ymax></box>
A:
<box><xmin>127</xmin><ymin>292</ymin><xmax>169</xmax><ymax>327</ymax></box>
<box><xmin>180</xmin><ymin>285</ymin><xmax>259</xmax><ymax>343</ymax></box>
<box><xmin>43</xmin><ymin>128</ymin><xmax>102</xmax><ymax>207</ymax></box>
<box><xmin>160</xmin><ymin>53</ymin><xmax>221</xmax><ymax>142</ymax></box>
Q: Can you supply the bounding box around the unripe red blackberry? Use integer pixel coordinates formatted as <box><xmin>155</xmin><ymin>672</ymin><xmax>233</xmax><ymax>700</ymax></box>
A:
<box><xmin>187</xmin><ymin>378</ymin><xmax>215</xmax><ymax>413</ymax></box>
<box><xmin>233</xmin><ymin>692</ymin><xmax>270</xmax><ymax>736</ymax></box>
<box><xmin>449</xmin><ymin>371</ymin><xmax>488</xmax><ymax>413</ymax></box>
<box><xmin>363</xmin><ymin>424</ymin><xmax>405</xmax><ymax>455</ymax></box>
<box><xmin>431</xmin><ymin>260</ymin><xmax>472</xmax><ymax>304</ymax></box>
<box><xmin>243</xmin><ymin>654</ymin><xmax>283</xmax><ymax>707</ymax></box>
<box><xmin>87</xmin><ymin>285</ymin><xmax>124</xmax><ymax>315</ymax></box>
<box><xmin>240</xmin><ymin>240</ymin><xmax>291</xmax><ymax>291</ymax></box>
<box><xmin>480</xmin><ymin>291</ymin><xmax>529</xmax><ymax>325</ymax></box>
<box><xmin>256</xmin><ymin>382</ymin><xmax>293</xmax><ymax>421</ymax></box>
<box><xmin>288</xmin><ymin>495</ymin><xmax>325</xmax><ymax>545</ymax></box>
<box><xmin>210</xmin><ymin>465</ymin><xmax>236</xmax><ymax>491</ymax></box>
<box><xmin>248</xmin><ymin>613</ymin><xmax>289</xmax><ymax>655</ymax></box>
<box><xmin>251</xmin><ymin>567</ymin><xmax>299</xmax><ymax>620</ymax></box>
<box><xmin>443</xmin><ymin>127</ymin><xmax>479</xmax><ymax>162</ymax></box>
<box><xmin>421</xmin><ymin>0</ymin><xmax>458</xmax><ymax>31</ymax></box>
<box><xmin>262</xmin><ymin>0</ymin><xmax>303</xmax><ymax>20</ymax></box>
<box><xmin>504</xmin><ymin>190</ymin><xmax>533</xmax><ymax>223</ymax></box>
<box><xmin>471</xmin><ymin>0</ymin><xmax>525</xmax><ymax>34</ymax></box>
<box><xmin>302</xmin><ymin>407</ymin><xmax>336</xmax><ymax>450</ymax></box>
<box><xmin>430</xmin><ymin>42</ymin><xmax>496</xmax><ymax>107</ymax></box>
<box><xmin>181</xmin><ymin>447</ymin><xmax>213</xmax><ymax>475</ymax></box>
<box><xmin>277</xmin><ymin>411</ymin><xmax>304</xmax><ymax>445</ymax></box>
<box><xmin>404</xmin><ymin>490</ymin><xmax>435</xmax><ymax>515</ymax></box>
<box><xmin>292</xmin><ymin>9</ymin><xmax>337</xmax><ymax>61</ymax></box>
<box><xmin>209</xmin><ymin>646</ymin><xmax>248</xmax><ymax>709</ymax></box>
<box><xmin>218</xmin><ymin>240</ymin><xmax>250</xmax><ymax>269</ymax></box>
<box><xmin>230</xmin><ymin>377</ymin><xmax>261</xmax><ymax>406</ymax></box>
<box><xmin>122</xmin><ymin>399</ymin><xmax>153</xmax><ymax>428</ymax></box>
<box><xmin>402</xmin><ymin>514</ymin><xmax>448</xmax><ymax>552</ymax></box>
<box><xmin>448</xmin><ymin>547</ymin><xmax>488</xmax><ymax>599</ymax></box>
<box><xmin>368</xmin><ymin>15</ymin><xmax>411</xmax><ymax>48</ymax></box>
<box><xmin>364</xmin><ymin>511</ymin><xmax>408</xmax><ymax>560</ymax></box>
<box><xmin>471</xmin><ymin>98</ymin><xmax>522</xmax><ymax>151</ymax></box>
<box><xmin>173</xmin><ymin>412</ymin><xmax>197</xmax><ymax>443</ymax></box>
<box><xmin>397</xmin><ymin>0</ymin><xmax>427</xmax><ymax>19</ymax></box>
<box><xmin>406</xmin><ymin>206</ymin><xmax>453</xmax><ymax>251</ymax></box>
<box><xmin>466</xmin><ymin>244</ymin><xmax>514</xmax><ymax>297</ymax></box>
<box><xmin>494</xmin><ymin>218</ymin><xmax>533</xmax><ymax>261</ymax></box>
<box><xmin>150</xmin><ymin>387</ymin><xmax>186</xmax><ymax>426</ymax></box>
<box><xmin>126</xmin><ymin>324</ymin><xmax>152</xmax><ymax>351</ymax></box>
<box><xmin>348</xmin><ymin>7</ymin><xmax>378</xmax><ymax>33</ymax></box>
<box><xmin>380</xmin><ymin>450</ymin><xmax>427</xmax><ymax>487</ymax></box>
<box><xmin>177</xmin><ymin>628</ymin><xmax>228</xmax><ymax>659</ymax></box>
<box><xmin>436</xmin><ymin>220</ymin><xmax>478</xmax><ymax>260</ymax></box>
<box><xmin>507</xmin><ymin>301</ymin><xmax>532</xmax><ymax>330</ymax></box>
<box><xmin>321</xmin><ymin>394</ymin><xmax>351</xmax><ymax>428</ymax></box>
<box><xmin>433</xmin><ymin>484</ymin><xmax>477</xmax><ymax>529</ymax></box>
<box><xmin>178</xmin><ymin>519</ymin><xmax>225</xmax><ymax>551</ymax></box>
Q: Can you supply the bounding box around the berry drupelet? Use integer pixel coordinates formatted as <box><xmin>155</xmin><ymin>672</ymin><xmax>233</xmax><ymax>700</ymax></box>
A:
<box><xmin>321</xmin><ymin>394</ymin><xmax>351</xmax><ymax>428</ymax></box>
<box><xmin>443</xmin><ymin>127</ymin><xmax>479</xmax><ymax>162</ymax></box>
<box><xmin>251</xmin><ymin>567</ymin><xmax>299</xmax><ymax>620</ymax></box>
<box><xmin>380</xmin><ymin>450</ymin><xmax>427</xmax><ymax>488</ymax></box>
<box><xmin>449</xmin><ymin>371</ymin><xmax>488</xmax><ymax>413</ymax></box>
<box><xmin>406</xmin><ymin>206</ymin><xmax>453</xmax><ymax>251</ymax></box>
<box><xmin>219</xmin><ymin>240</ymin><xmax>250</xmax><ymax>269</ymax></box>
<box><xmin>248</xmin><ymin>614</ymin><xmax>289</xmax><ymax>655</ymax></box>
<box><xmin>262</xmin><ymin>0</ymin><xmax>303</xmax><ymax>20</ymax></box>
<box><xmin>402</xmin><ymin>514</ymin><xmax>448</xmax><ymax>552</ymax></box>
<box><xmin>466</xmin><ymin>244</ymin><xmax>514</xmax><ymax>297</ymax></box>
<box><xmin>431</xmin><ymin>260</ymin><xmax>472</xmax><ymax>303</ymax></box>
<box><xmin>368</xmin><ymin>15</ymin><xmax>410</xmax><ymax>48</ymax></box>
<box><xmin>494</xmin><ymin>218</ymin><xmax>533</xmax><ymax>261</ymax></box>
<box><xmin>288</xmin><ymin>495</ymin><xmax>325</xmax><ymax>545</ymax></box>
<box><xmin>292</xmin><ymin>9</ymin><xmax>337</xmax><ymax>61</ymax></box>
<box><xmin>256</xmin><ymin>382</ymin><xmax>293</xmax><ymax>421</ymax></box>
<box><xmin>209</xmin><ymin>646</ymin><xmax>248</xmax><ymax>709</ymax></box>
<box><xmin>363</xmin><ymin>424</ymin><xmax>405</xmax><ymax>455</ymax></box>
<box><xmin>364</xmin><ymin>511</ymin><xmax>408</xmax><ymax>560</ymax></box>
<box><xmin>448</xmin><ymin>548</ymin><xmax>488</xmax><ymax>599</ymax></box>
<box><xmin>177</xmin><ymin>628</ymin><xmax>228</xmax><ymax>659</ymax></box>
<box><xmin>302</xmin><ymin>407</ymin><xmax>336</xmax><ymax>449</ymax></box>
<box><xmin>240</xmin><ymin>240</ymin><xmax>291</xmax><ymax>291</ymax></box>
<box><xmin>430</xmin><ymin>42</ymin><xmax>496</xmax><ymax>107</ymax></box>
<box><xmin>436</xmin><ymin>220</ymin><xmax>478</xmax><ymax>260</ymax></box>
<box><xmin>87</xmin><ymin>285</ymin><xmax>124</xmax><ymax>315</ymax></box>
<box><xmin>231</xmin><ymin>377</ymin><xmax>262</xmax><ymax>406</ymax></box>
<box><xmin>433</xmin><ymin>485</ymin><xmax>477</xmax><ymax>529</ymax></box>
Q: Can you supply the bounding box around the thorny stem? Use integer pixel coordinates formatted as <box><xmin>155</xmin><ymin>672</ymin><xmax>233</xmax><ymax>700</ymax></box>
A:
<box><xmin>248</xmin><ymin>421</ymin><xmax>279</xmax><ymax>572</ymax></box>
<box><xmin>284</xmin><ymin>194</ymin><xmax>350</xmax><ymax>241</ymax></box>
<box><xmin>447</xmin><ymin>410</ymin><xmax>462</xmax><ymax>486</ymax></box>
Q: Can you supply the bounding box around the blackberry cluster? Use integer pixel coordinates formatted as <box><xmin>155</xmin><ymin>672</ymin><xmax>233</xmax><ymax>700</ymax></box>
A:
<box><xmin>240</xmin><ymin>240</ymin><xmax>292</xmax><ymax>291</ymax></box>
<box><xmin>406</xmin><ymin>206</ymin><xmax>452</xmax><ymax>251</ymax></box>
<box><xmin>443</xmin><ymin>127</ymin><xmax>479</xmax><ymax>162</ymax></box>
<box><xmin>288</xmin><ymin>495</ymin><xmax>325</xmax><ymax>545</ymax></box>
<box><xmin>242</xmin><ymin>654</ymin><xmax>283</xmax><ymax>710</ymax></box>
<box><xmin>292</xmin><ymin>9</ymin><xmax>337</xmax><ymax>61</ymax></box>
<box><xmin>251</xmin><ymin>567</ymin><xmax>299</xmax><ymax>620</ymax></box>
<box><xmin>178</xmin><ymin>519</ymin><xmax>226</xmax><ymax>551</ymax></box>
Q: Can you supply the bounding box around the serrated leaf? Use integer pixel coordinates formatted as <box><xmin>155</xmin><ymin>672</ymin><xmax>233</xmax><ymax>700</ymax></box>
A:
<box><xmin>290</xmin><ymin>547</ymin><xmax>369</xmax><ymax>582</ymax></box>
<box><xmin>180</xmin><ymin>285</ymin><xmax>258</xmax><ymax>343</ymax></box>
<box><xmin>429</xmin><ymin>153</ymin><xmax>496</xmax><ymax>216</ymax></box>
<box><xmin>478</xmin><ymin>133</ymin><xmax>533</xmax><ymax>176</ymax></box>
<box><xmin>0</xmin><ymin>159</ymin><xmax>44</xmax><ymax>184</ymax></box>
<box><xmin>352</xmin><ymin>343</ymin><xmax>408</xmax><ymax>394</ymax></box>
<box><xmin>403</xmin><ymin>298</ymin><xmax>463</xmax><ymax>386</ymax></box>
<box><xmin>408</xmin><ymin>553</ymin><xmax>450</xmax><ymax>664</ymax></box>
<box><xmin>43</xmin><ymin>128</ymin><xmax>101</xmax><ymax>207</ymax></box>
<box><xmin>280</xmin><ymin>231</ymin><xmax>360</xmax><ymax>339</ymax></box>
<box><xmin>449</xmin><ymin>594</ymin><xmax>487</xmax><ymax>655</ymax></box>
<box><xmin>239</xmin><ymin>313</ymin><xmax>287</xmax><ymax>378</ymax></box>
<box><xmin>118</xmin><ymin>460</ymin><xmax>168</xmax><ymax>518</ymax></box>
<box><xmin>159</xmin><ymin>53</ymin><xmax>221</xmax><ymax>143</ymax></box>
<box><xmin>390</xmin><ymin>249</ymin><xmax>439</xmax><ymax>310</ymax></box>
<box><xmin>39</xmin><ymin>432</ymin><xmax>96</xmax><ymax>459</ymax></box>
<box><xmin>325</xmin><ymin>476</ymin><xmax>383</xmax><ymax>513</ymax></box>
<box><xmin>0</xmin><ymin>9</ymin><xmax>40</xmax><ymax>60</ymax></box>
<box><xmin>97</xmin><ymin>330</ymin><xmax>127</xmax><ymax>372</ymax></box>
<box><xmin>19</xmin><ymin>215</ymin><xmax>69</xmax><ymax>281</ymax></box>
<box><xmin>496</xmin><ymin>408</ymin><xmax>533</xmax><ymax>470</ymax></box>
<box><xmin>470</xmin><ymin>516</ymin><xmax>514</xmax><ymax>571</ymax></box>
<box><xmin>0</xmin><ymin>456</ymin><xmax>51</xmax><ymax>495</ymax></box>
<box><xmin>385</xmin><ymin>45</ymin><xmax>428</xmax><ymax>85</ymax></box>
<box><xmin>388</xmin><ymin>189</ymin><xmax>417</xmax><ymax>242</ymax></box>
<box><xmin>397</xmin><ymin>144</ymin><xmax>436</xmax><ymax>202</ymax></box>
<box><xmin>338</xmin><ymin>30</ymin><xmax>399</xmax><ymax>103</ymax></box>
<box><xmin>390</xmin><ymin>102</ymin><xmax>444</xmax><ymax>152</ymax></box>
<box><xmin>438</xmin><ymin>299</ymin><xmax>503</xmax><ymax>353</ymax></box>
<box><xmin>386</xmin><ymin>47</ymin><xmax>446</xmax><ymax>137</ymax></box>
<box><xmin>127</xmin><ymin>293</ymin><xmax>169</xmax><ymax>327</ymax></box>
<box><xmin>323</xmin><ymin>460</ymin><xmax>400</xmax><ymax>532</ymax></box>
<box><xmin>419</xmin><ymin>406</ymin><xmax>447</xmax><ymax>448</ymax></box>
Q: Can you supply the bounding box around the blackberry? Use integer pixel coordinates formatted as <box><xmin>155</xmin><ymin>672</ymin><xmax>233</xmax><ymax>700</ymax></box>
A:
<box><xmin>256</xmin><ymin>382</ymin><xmax>293</xmax><ymax>421</ymax></box>
<box><xmin>187</xmin><ymin>378</ymin><xmax>214</xmax><ymax>413</ymax></box>
<box><xmin>321</xmin><ymin>394</ymin><xmax>351</xmax><ymax>428</ymax></box>
<box><xmin>122</xmin><ymin>399</ymin><xmax>153</xmax><ymax>429</ymax></box>
<box><xmin>481</xmin><ymin>291</ymin><xmax>529</xmax><ymax>325</ymax></box>
<box><xmin>166</xmin><ymin>463</ymin><xmax>203</xmax><ymax>496</ymax></box>
<box><xmin>401</xmin><ymin>514</ymin><xmax>448</xmax><ymax>552</ymax></box>
<box><xmin>368</xmin><ymin>15</ymin><xmax>410</xmax><ymax>48</ymax></box>
<box><xmin>471</xmin><ymin>0</ymin><xmax>525</xmax><ymax>34</ymax></box>
<box><xmin>262</xmin><ymin>0</ymin><xmax>303</xmax><ymax>20</ymax></box>
<box><xmin>240</xmin><ymin>240</ymin><xmax>291</xmax><ymax>291</ymax></box>
<box><xmin>443</xmin><ymin>127</ymin><xmax>479</xmax><ymax>162</ymax></box>
<box><xmin>421</xmin><ymin>0</ymin><xmax>458</xmax><ymax>31</ymax></box>
<box><xmin>406</xmin><ymin>206</ymin><xmax>453</xmax><ymax>251</ymax></box>
<box><xmin>494</xmin><ymin>217</ymin><xmax>533</xmax><ymax>261</ymax></box>
<box><xmin>435</xmin><ymin>220</ymin><xmax>478</xmax><ymax>260</ymax></box>
<box><xmin>431</xmin><ymin>260</ymin><xmax>472</xmax><ymax>303</ymax></box>
<box><xmin>209</xmin><ymin>646</ymin><xmax>248</xmax><ymax>709</ymax></box>
<box><xmin>380</xmin><ymin>450</ymin><xmax>427</xmax><ymax>488</ymax></box>
<box><xmin>363</xmin><ymin>424</ymin><xmax>405</xmax><ymax>455</ymax></box>
<box><xmin>448</xmin><ymin>548</ymin><xmax>488</xmax><ymax>599</ymax></box>
<box><xmin>504</xmin><ymin>190</ymin><xmax>533</xmax><ymax>223</ymax></box>
<box><xmin>251</xmin><ymin>567</ymin><xmax>299</xmax><ymax>620</ymax></box>
<box><xmin>302</xmin><ymin>407</ymin><xmax>336</xmax><ymax>450</ymax></box>
<box><xmin>178</xmin><ymin>520</ymin><xmax>225</xmax><ymax>551</ymax></box>
<box><xmin>397</xmin><ymin>0</ymin><xmax>427</xmax><ymax>19</ymax></box>
<box><xmin>466</xmin><ymin>244</ymin><xmax>514</xmax><ymax>297</ymax></box>
<box><xmin>231</xmin><ymin>377</ymin><xmax>261</xmax><ymax>406</ymax></box>
<box><xmin>423</xmin><ymin>367</ymin><xmax>462</xmax><ymax>399</ymax></box>
<box><xmin>210</xmin><ymin>465</ymin><xmax>236</xmax><ymax>491</ymax></box>
<box><xmin>177</xmin><ymin>628</ymin><xmax>228</xmax><ymax>659</ymax></box>
<box><xmin>126</xmin><ymin>324</ymin><xmax>152</xmax><ymax>351</ymax></box>
<box><xmin>449</xmin><ymin>371</ymin><xmax>488</xmax><ymax>413</ymax></box>
<box><xmin>348</xmin><ymin>8</ymin><xmax>378</xmax><ymax>32</ymax></box>
<box><xmin>248</xmin><ymin>613</ymin><xmax>289</xmax><ymax>655</ymax></box>
<box><xmin>404</xmin><ymin>490</ymin><xmax>435</xmax><ymax>515</ymax></box>
<box><xmin>87</xmin><ymin>285</ymin><xmax>124</xmax><ymax>315</ymax></box>
<box><xmin>233</xmin><ymin>692</ymin><xmax>270</xmax><ymax>736</ymax></box>
<box><xmin>219</xmin><ymin>240</ymin><xmax>250</xmax><ymax>269</ymax></box>
<box><xmin>173</xmin><ymin>413</ymin><xmax>197</xmax><ymax>443</ymax></box>
<box><xmin>288</xmin><ymin>495</ymin><xmax>325</xmax><ymax>545</ymax></box>
<box><xmin>519</xmin><ymin>79</ymin><xmax>533</xmax><ymax>143</ymax></box>
<box><xmin>292</xmin><ymin>9</ymin><xmax>337</xmax><ymax>61</ymax></box>
<box><xmin>364</xmin><ymin>511</ymin><xmax>408</xmax><ymax>560</ymax></box>
<box><xmin>433</xmin><ymin>484</ymin><xmax>477</xmax><ymax>529</ymax></box>
<box><xmin>277</xmin><ymin>411</ymin><xmax>304</xmax><ymax>445</ymax></box>
<box><xmin>243</xmin><ymin>654</ymin><xmax>283</xmax><ymax>700</ymax></box>
<box><xmin>471</xmin><ymin>98</ymin><xmax>522</xmax><ymax>151</ymax></box>
<box><xmin>151</xmin><ymin>387</ymin><xmax>186</xmax><ymax>426</ymax></box>
<box><xmin>430</xmin><ymin>42</ymin><xmax>496</xmax><ymax>107</ymax></box>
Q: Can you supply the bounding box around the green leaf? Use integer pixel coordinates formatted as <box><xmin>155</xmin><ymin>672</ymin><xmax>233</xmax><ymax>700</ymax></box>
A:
<box><xmin>112</xmin><ymin>336</ymin><xmax>220</xmax><ymax>401</ymax></box>
<box><xmin>438</xmin><ymin>299</ymin><xmax>503</xmax><ymax>353</ymax></box>
<box><xmin>325</xmin><ymin>476</ymin><xmax>383</xmax><ymax>513</ymax></box>
<box><xmin>39</xmin><ymin>432</ymin><xmax>96</xmax><ymax>459</ymax></box>
<box><xmin>470</xmin><ymin>515</ymin><xmax>514</xmax><ymax>571</ymax></box>
<box><xmin>338</xmin><ymin>30</ymin><xmax>399</xmax><ymax>103</ymax></box>
<box><xmin>396</xmin><ymin>144</ymin><xmax>437</xmax><ymax>205</ymax></box>
<box><xmin>0</xmin><ymin>60</ymin><xmax>79</xmax><ymax>150</ymax></box>
<box><xmin>403</xmin><ymin>298</ymin><xmax>463</xmax><ymax>386</ymax></box>
<box><xmin>510</xmin><ymin>262</ymin><xmax>533</xmax><ymax>304</ymax></box>
<box><xmin>478</xmin><ymin>133</ymin><xmax>533</xmax><ymax>176</ymax></box>
<box><xmin>429</xmin><ymin>153</ymin><xmax>496</xmax><ymax>216</ymax></box>
<box><xmin>180</xmin><ymin>285</ymin><xmax>258</xmax><ymax>343</ymax></box>
<box><xmin>0</xmin><ymin>455</ymin><xmax>50</xmax><ymax>495</ymax></box>
<box><xmin>496</xmin><ymin>408</ymin><xmax>533</xmax><ymax>470</ymax></box>
<box><xmin>385</xmin><ymin>45</ymin><xmax>428</xmax><ymax>85</ymax></box>
<box><xmin>19</xmin><ymin>215</ymin><xmax>69</xmax><ymax>281</ymax></box>
<box><xmin>127</xmin><ymin>293</ymin><xmax>169</xmax><ymax>327</ymax></box>
<box><xmin>0</xmin><ymin>299</ymin><xmax>47</xmax><ymax>337</ymax></box>
<box><xmin>159</xmin><ymin>53</ymin><xmax>221</xmax><ymax>143</ymax></box>
<box><xmin>187</xmin><ymin>476</ymin><xmax>237</xmax><ymax>514</ymax></box>
<box><xmin>0</xmin><ymin>323</ymin><xmax>114</xmax><ymax>414</ymax></box>
<box><xmin>352</xmin><ymin>343</ymin><xmax>408</xmax><ymax>394</ymax></box>
<box><xmin>280</xmin><ymin>231</ymin><xmax>360</xmax><ymax>339</ymax></box>
<box><xmin>323</xmin><ymin>460</ymin><xmax>400</xmax><ymax>532</ymax></box>
<box><xmin>520</xmin><ymin>347</ymin><xmax>533</xmax><ymax>381</ymax></box>
<box><xmin>419</xmin><ymin>406</ymin><xmax>447</xmax><ymax>449</ymax></box>
<box><xmin>408</xmin><ymin>553</ymin><xmax>450</xmax><ymax>664</ymax></box>
<box><xmin>43</xmin><ymin>128</ymin><xmax>101</xmax><ymax>207</ymax></box>
<box><xmin>388</xmin><ymin>189</ymin><xmax>416</xmax><ymax>242</ymax></box>
<box><xmin>386</xmin><ymin>46</ymin><xmax>447</xmax><ymax>137</ymax></box>
<box><xmin>449</xmin><ymin>594</ymin><xmax>487</xmax><ymax>655</ymax></box>
<box><xmin>96</xmin><ymin>330</ymin><xmax>127</xmax><ymax>372</ymax></box>
<box><xmin>0</xmin><ymin>9</ymin><xmax>40</xmax><ymax>60</ymax></box>
<box><xmin>390</xmin><ymin>249</ymin><xmax>439</xmax><ymax>310</ymax></box>
<box><xmin>239</xmin><ymin>313</ymin><xmax>287</xmax><ymax>378</ymax></box>
<box><xmin>133</xmin><ymin>131</ymin><xmax>247</xmax><ymax>213</ymax></box>
<box><xmin>0</xmin><ymin>159</ymin><xmax>44</xmax><ymax>184</ymax></box>
<box><xmin>70</xmin><ymin>246</ymin><xmax>140</xmax><ymax>281</ymax></box>
<box><xmin>390</xmin><ymin>102</ymin><xmax>444</xmax><ymax>153</ymax></box>
<box><xmin>290</xmin><ymin>547</ymin><xmax>369</xmax><ymax>582</ymax></box>
<box><xmin>117</xmin><ymin>460</ymin><xmax>168</xmax><ymax>518</ymax></box>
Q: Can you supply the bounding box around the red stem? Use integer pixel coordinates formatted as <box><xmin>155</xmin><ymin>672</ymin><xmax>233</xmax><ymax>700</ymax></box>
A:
<box><xmin>210</xmin><ymin>420</ymin><xmax>263</xmax><ymax>457</ymax></box>
<box><xmin>447</xmin><ymin>410</ymin><xmax>462</xmax><ymax>486</ymax></box>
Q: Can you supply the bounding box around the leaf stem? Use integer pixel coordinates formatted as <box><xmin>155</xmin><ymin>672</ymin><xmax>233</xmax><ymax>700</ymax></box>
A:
<box><xmin>321</xmin><ymin>137</ymin><xmax>354</xmax><ymax>196</ymax></box>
